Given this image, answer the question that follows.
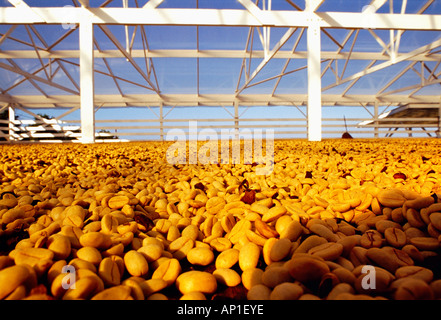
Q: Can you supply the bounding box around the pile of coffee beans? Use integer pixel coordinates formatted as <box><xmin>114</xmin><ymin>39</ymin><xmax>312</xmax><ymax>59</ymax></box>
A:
<box><xmin>0</xmin><ymin>139</ymin><xmax>440</xmax><ymax>300</ymax></box>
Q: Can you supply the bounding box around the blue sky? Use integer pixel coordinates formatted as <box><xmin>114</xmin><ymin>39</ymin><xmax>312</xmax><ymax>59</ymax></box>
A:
<box><xmin>1</xmin><ymin>0</ymin><xmax>441</xmax><ymax>139</ymax></box>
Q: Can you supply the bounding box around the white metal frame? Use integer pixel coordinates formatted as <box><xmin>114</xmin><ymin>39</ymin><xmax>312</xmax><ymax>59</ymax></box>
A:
<box><xmin>0</xmin><ymin>0</ymin><xmax>440</xmax><ymax>142</ymax></box>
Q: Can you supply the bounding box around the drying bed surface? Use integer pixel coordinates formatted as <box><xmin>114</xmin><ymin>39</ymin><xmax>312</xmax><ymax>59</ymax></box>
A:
<box><xmin>0</xmin><ymin>139</ymin><xmax>441</xmax><ymax>300</ymax></box>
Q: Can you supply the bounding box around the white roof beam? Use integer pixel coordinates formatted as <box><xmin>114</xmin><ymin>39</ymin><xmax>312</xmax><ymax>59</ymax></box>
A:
<box><xmin>0</xmin><ymin>61</ymin><xmax>79</xmax><ymax>95</ymax></box>
<box><xmin>323</xmin><ymin>37</ymin><xmax>441</xmax><ymax>92</ymax></box>
<box><xmin>143</xmin><ymin>0</ymin><xmax>164</xmax><ymax>9</ymax></box>
<box><xmin>2</xmin><ymin>94</ymin><xmax>439</xmax><ymax>107</ymax></box>
<box><xmin>236</xmin><ymin>27</ymin><xmax>297</xmax><ymax>95</ymax></box>
<box><xmin>78</xmin><ymin>0</ymin><xmax>90</xmax><ymax>8</ymax></box>
<box><xmin>1</xmin><ymin>8</ymin><xmax>441</xmax><ymax>30</ymax></box>
<box><xmin>305</xmin><ymin>0</ymin><xmax>325</xmax><ymax>12</ymax></box>
<box><xmin>1</xmin><ymin>49</ymin><xmax>440</xmax><ymax>62</ymax></box>
<box><xmin>368</xmin><ymin>0</ymin><xmax>388</xmax><ymax>12</ymax></box>
<box><xmin>99</xmin><ymin>25</ymin><xmax>160</xmax><ymax>94</ymax></box>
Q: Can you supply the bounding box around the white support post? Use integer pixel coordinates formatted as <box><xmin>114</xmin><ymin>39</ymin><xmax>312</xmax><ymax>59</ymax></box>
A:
<box><xmin>234</xmin><ymin>100</ymin><xmax>239</xmax><ymax>140</ymax></box>
<box><xmin>80</xmin><ymin>17</ymin><xmax>95</xmax><ymax>144</ymax></box>
<box><xmin>8</xmin><ymin>105</ymin><xmax>15</xmax><ymax>142</ymax></box>
<box><xmin>374</xmin><ymin>100</ymin><xmax>379</xmax><ymax>138</ymax></box>
<box><xmin>306</xmin><ymin>13</ymin><xmax>322</xmax><ymax>141</ymax></box>
<box><xmin>159</xmin><ymin>103</ymin><xmax>164</xmax><ymax>142</ymax></box>
<box><xmin>437</xmin><ymin>103</ymin><xmax>441</xmax><ymax>138</ymax></box>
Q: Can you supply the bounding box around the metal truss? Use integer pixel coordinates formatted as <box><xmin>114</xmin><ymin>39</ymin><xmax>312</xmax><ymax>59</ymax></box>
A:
<box><xmin>0</xmin><ymin>0</ymin><xmax>440</xmax><ymax>142</ymax></box>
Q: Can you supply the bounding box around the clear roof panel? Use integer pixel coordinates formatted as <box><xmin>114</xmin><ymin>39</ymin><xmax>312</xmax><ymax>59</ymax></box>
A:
<box><xmin>0</xmin><ymin>0</ymin><xmax>440</xmax><ymax>112</ymax></box>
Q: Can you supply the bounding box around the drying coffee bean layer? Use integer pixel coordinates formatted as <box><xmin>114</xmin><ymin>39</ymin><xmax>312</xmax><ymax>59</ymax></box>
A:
<box><xmin>0</xmin><ymin>139</ymin><xmax>441</xmax><ymax>300</ymax></box>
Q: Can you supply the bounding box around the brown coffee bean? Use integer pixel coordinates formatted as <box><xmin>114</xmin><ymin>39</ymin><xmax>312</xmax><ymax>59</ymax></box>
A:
<box><xmin>294</xmin><ymin>235</ymin><xmax>328</xmax><ymax>254</ymax></box>
<box><xmin>429</xmin><ymin>212</ymin><xmax>441</xmax><ymax>231</ymax></box>
<box><xmin>269</xmin><ymin>238</ymin><xmax>292</xmax><ymax>262</ymax></box>
<box><xmin>247</xmin><ymin>284</ymin><xmax>271</xmax><ymax>300</ymax></box>
<box><xmin>409</xmin><ymin>237</ymin><xmax>440</xmax><ymax>251</ymax></box>
<box><xmin>360</xmin><ymin>230</ymin><xmax>383</xmax><ymax>248</ymax></box>
<box><xmin>405</xmin><ymin>196</ymin><xmax>435</xmax><ymax>210</ymax></box>
<box><xmin>384</xmin><ymin>227</ymin><xmax>407</xmax><ymax>248</ymax></box>
<box><xmin>285</xmin><ymin>256</ymin><xmax>330</xmax><ymax>283</ymax></box>
<box><xmin>394</xmin><ymin>278</ymin><xmax>434</xmax><ymax>300</ymax></box>
<box><xmin>349</xmin><ymin>246</ymin><xmax>370</xmax><ymax>267</ymax></box>
<box><xmin>366</xmin><ymin>247</ymin><xmax>414</xmax><ymax>273</ymax></box>
<box><xmin>309</xmin><ymin>224</ymin><xmax>339</xmax><ymax>242</ymax></box>
<box><xmin>353</xmin><ymin>266</ymin><xmax>394</xmax><ymax>294</ymax></box>
<box><xmin>405</xmin><ymin>208</ymin><xmax>425</xmax><ymax>229</ymax></box>
<box><xmin>270</xmin><ymin>282</ymin><xmax>303</xmax><ymax>300</ymax></box>
<box><xmin>395</xmin><ymin>266</ymin><xmax>433</xmax><ymax>283</ymax></box>
<box><xmin>262</xmin><ymin>266</ymin><xmax>292</xmax><ymax>288</ymax></box>
<box><xmin>308</xmin><ymin>242</ymin><xmax>343</xmax><ymax>261</ymax></box>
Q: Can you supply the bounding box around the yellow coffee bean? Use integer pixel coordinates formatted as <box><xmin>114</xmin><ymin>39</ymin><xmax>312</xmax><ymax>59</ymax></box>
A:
<box><xmin>180</xmin><ymin>291</ymin><xmax>207</xmax><ymax>300</ymax></box>
<box><xmin>251</xmin><ymin>203</ymin><xmax>270</xmax><ymax>216</ymax></box>
<box><xmin>215</xmin><ymin>248</ymin><xmax>239</xmax><ymax>269</ymax></box>
<box><xmin>108</xmin><ymin>195</ymin><xmax>130</xmax><ymax>209</ymax></box>
<box><xmin>47</xmin><ymin>234</ymin><xmax>71</xmax><ymax>260</ymax></box>
<box><xmin>124</xmin><ymin>250</ymin><xmax>149</xmax><ymax>277</ymax></box>
<box><xmin>168</xmin><ymin>236</ymin><xmax>194</xmax><ymax>260</ymax></box>
<box><xmin>140</xmin><ymin>278</ymin><xmax>168</xmax><ymax>297</ymax></box>
<box><xmin>68</xmin><ymin>258</ymin><xmax>97</xmax><ymax>273</ymax></box>
<box><xmin>186</xmin><ymin>247</ymin><xmax>214</xmax><ymax>266</ymax></box>
<box><xmin>262</xmin><ymin>206</ymin><xmax>287</xmax><ymax>223</ymax></box>
<box><xmin>76</xmin><ymin>246</ymin><xmax>102</xmax><ymax>266</ymax></box>
<box><xmin>255</xmin><ymin>219</ymin><xmax>279</xmax><ymax>238</ymax></box>
<box><xmin>210</xmin><ymin>237</ymin><xmax>232</xmax><ymax>252</ymax></box>
<box><xmin>10</xmin><ymin>247</ymin><xmax>54</xmax><ymax>274</ymax></box>
<box><xmin>213</xmin><ymin>268</ymin><xmax>241</xmax><ymax>287</ymax></box>
<box><xmin>137</xmin><ymin>244</ymin><xmax>163</xmax><ymax>263</ymax></box>
<box><xmin>1</xmin><ymin>208</ymin><xmax>26</xmax><ymax>225</ymax></box>
<box><xmin>91</xmin><ymin>285</ymin><xmax>132</xmax><ymax>300</ymax></box>
<box><xmin>245</xmin><ymin>229</ymin><xmax>268</xmax><ymax>246</ymax></box>
<box><xmin>60</xmin><ymin>225</ymin><xmax>83</xmax><ymax>249</ymax></box>
<box><xmin>279</xmin><ymin>220</ymin><xmax>303</xmax><ymax>242</ymax></box>
<box><xmin>176</xmin><ymin>271</ymin><xmax>217</xmax><ymax>295</ymax></box>
<box><xmin>98</xmin><ymin>257</ymin><xmax>121</xmax><ymax>287</ymax></box>
<box><xmin>0</xmin><ymin>265</ymin><xmax>32</xmax><ymax>300</ymax></box>
<box><xmin>270</xmin><ymin>238</ymin><xmax>292</xmax><ymax>262</ymax></box>
<box><xmin>377</xmin><ymin>189</ymin><xmax>406</xmax><ymax>208</ymax></box>
<box><xmin>79</xmin><ymin>232</ymin><xmax>112</xmax><ymax>250</ymax></box>
<box><xmin>62</xmin><ymin>276</ymin><xmax>102</xmax><ymax>300</ymax></box>
<box><xmin>239</xmin><ymin>242</ymin><xmax>261</xmax><ymax>271</ymax></box>
<box><xmin>151</xmin><ymin>258</ymin><xmax>181</xmax><ymax>286</ymax></box>
<box><xmin>181</xmin><ymin>224</ymin><xmax>200</xmax><ymax>241</ymax></box>
<box><xmin>221</xmin><ymin>213</ymin><xmax>236</xmax><ymax>233</ymax></box>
